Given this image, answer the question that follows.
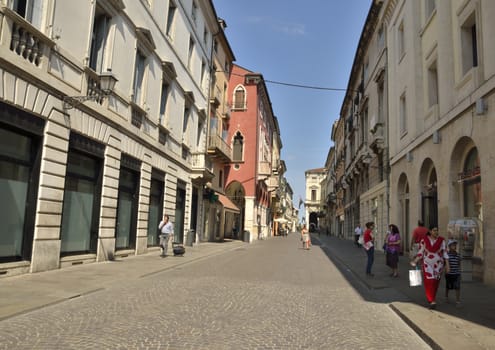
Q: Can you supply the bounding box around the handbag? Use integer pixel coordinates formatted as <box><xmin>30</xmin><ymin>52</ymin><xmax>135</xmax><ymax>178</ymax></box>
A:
<box><xmin>409</xmin><ymin>267</ymin><xmax>422</xmax><ymax>287</ymax></box>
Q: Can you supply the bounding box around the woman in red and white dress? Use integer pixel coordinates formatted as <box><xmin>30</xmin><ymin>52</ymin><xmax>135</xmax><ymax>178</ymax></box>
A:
<box><xmin>411</xmin><ymin>226</ymin><xmax>450</xmax><ymax>309</ymax></box>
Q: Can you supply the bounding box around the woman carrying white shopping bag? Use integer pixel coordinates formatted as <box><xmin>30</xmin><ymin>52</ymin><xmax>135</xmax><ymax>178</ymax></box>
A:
<box><xmin>409</xmin><ymin>266</ymin><xmax>422</xmax><ymax>287</ymax></box>
<box><xmin>410</xmin><ymin>226</ymin><xmax>450</xmax><ymax>309</ymax></box>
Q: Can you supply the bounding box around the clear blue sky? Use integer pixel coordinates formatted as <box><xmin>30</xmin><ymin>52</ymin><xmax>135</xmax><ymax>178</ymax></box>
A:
<box><xmin>213</xmin><ymin>0</ymin><xmax>372</xmax><ymax>208</ymax></box>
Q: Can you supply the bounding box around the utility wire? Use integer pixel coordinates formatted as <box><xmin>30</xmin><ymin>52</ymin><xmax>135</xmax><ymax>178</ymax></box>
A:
<box><xmin>264</xmin><ymin>79</ymin><xmax>348</xmax><ymax>92</ymax></box>
<box><xmin>228</xmin><ymin>71</ymin><xmax>350</xmax><ymax>92</ymax></box>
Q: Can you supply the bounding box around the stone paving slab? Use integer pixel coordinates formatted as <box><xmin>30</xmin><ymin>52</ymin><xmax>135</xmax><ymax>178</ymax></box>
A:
<box><xmin>1</xmin><ymin>234</ymin><xmax>495</xmax><ymax>350</ymax></box>
<box><xmin>0</xmin><ymin>241</ymin><xmax>245</xmax><ymax>320</ymax></box>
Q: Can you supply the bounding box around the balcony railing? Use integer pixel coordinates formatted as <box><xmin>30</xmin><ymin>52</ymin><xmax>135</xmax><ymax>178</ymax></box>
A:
<box><xmin>207</xmin><ymin>134</ymin><xmax>232</xmax><ymax>162</ymax></box>
<box><xmin>2</xmin><ymin>7</ymin><xmax>54</xmax><ymax>68</ymax></box>
<box><xmin>222</xmin><ymin>102</ymin><xmax>231</xmax><ymax>119</ymax></box>
<box><xmin>191</xmin><ymin>152</ymin><xmax>214</xmax><ymax>180</ymax></box>
<box><xmin>258</xmin><ymin>161</ymin><xmax>271</xmax><ymax>179</ymax></box>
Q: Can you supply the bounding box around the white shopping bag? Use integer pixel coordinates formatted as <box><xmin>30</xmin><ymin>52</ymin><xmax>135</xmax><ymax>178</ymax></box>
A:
<box><xmin>409</xmin><ymin>268</ymin><xmax>422</xmax><ymax>287</ymax></box>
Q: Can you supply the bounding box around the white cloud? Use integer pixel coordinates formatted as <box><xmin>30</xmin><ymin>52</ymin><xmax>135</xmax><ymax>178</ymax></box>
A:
<box><xmin>245</xmin><ymin>16</ymin><xmax>305</xmax><ymax>36</ymax></box>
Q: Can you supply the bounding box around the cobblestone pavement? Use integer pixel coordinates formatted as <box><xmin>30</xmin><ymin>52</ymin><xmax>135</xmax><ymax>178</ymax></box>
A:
<box><xmin>0</xmin><ymin>234</ymin><xmax>430</xmax><ymax>350</ymax></box>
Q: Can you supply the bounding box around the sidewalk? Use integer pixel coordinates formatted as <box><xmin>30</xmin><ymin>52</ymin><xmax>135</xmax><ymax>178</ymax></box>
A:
<box><xmin>0</xmin><ymin>240</ymin><xmax>245</xmax><ymax>321</ymax></box>
<box><xmin>311</xmin><ymin>234</ymin><xmax>495</xmax><ymax>350</ymax></box>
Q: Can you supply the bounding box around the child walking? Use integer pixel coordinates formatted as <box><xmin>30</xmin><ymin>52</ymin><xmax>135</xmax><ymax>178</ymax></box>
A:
<box><xmin>445</xmin><ymin>239</ymin><xmax>461</xmax><ymax>306</ymax></box>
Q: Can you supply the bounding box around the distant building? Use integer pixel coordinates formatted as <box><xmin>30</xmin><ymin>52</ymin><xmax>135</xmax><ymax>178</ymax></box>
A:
<box><xmin>304</xmin><ymin>167</ymin><xmax>327</xmax><ymax>232</ymax></box>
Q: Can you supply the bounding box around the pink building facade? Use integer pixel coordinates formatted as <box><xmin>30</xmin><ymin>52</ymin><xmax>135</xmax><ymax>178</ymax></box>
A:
<box><xmin>224</xmin><ymin>64</ymin><xmax>277</xmax><ymax>241</ymax></box>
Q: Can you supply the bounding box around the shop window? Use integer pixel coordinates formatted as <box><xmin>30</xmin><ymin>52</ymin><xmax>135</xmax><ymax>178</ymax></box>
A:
<box><xmin>147</xmin><ymin>170</ymin><xmax>164</xmax><ymax>246</ymax></box>
<box><xmin>0</xmin><ymin>126</ymin><xmax>40</xmax><ymax>262</ymax></box>
<box><xmin>115</xmin><ymin>155</ymin><xmax>140</xmax><ymax>250</ymax></box>
<box><xmin>60</xmin><ymin>145</ymin><xmax>103</xmax><ymax>255</ymax></box>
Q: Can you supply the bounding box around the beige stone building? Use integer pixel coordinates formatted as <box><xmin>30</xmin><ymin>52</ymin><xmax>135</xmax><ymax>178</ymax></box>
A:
<box><xmin>325</xmin><ymin>0</ymin><xmax>495</xmax><ymax>285</ymax></box>
<box><xmin>337</xmin><ymin>1</ymin><xmax>389</xmax><ymax>245</ymax></box>
<box><xmin>202</xmin><ymin>17</ymin><xmax>238</xmax><ymax>242</ymax></box>
<box><xmin>385</xmin><ymin>0</ymin><xmax>495</xmax><ymax>283</ymax></box>
<box><xmin>0</xmin><ymin>0</ymin><xmax>224</xmax><ymax>276</ymax></box>
<box><xmin>304</xmin><ymin>167</ymin><xmax>326</xmax><ymax>231</ymax></box>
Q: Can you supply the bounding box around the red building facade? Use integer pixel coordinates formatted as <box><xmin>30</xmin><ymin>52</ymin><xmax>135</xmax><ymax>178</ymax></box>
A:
<box><xmin>225</xmin><ymin>64</ymin><xmax>277</xmax><ymax>240</ymax></box>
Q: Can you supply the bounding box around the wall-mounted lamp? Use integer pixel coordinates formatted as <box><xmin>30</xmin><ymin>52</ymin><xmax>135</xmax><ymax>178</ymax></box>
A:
<box><xmin>63</xmin><ymin>70</ymin><xmax>118</xmax><ymax>110</ymax></box>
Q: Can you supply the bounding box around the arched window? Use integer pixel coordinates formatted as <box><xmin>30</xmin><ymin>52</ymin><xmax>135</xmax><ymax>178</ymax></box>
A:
<box><xmin>232</xmin><ymin>131</ymin><xmax>244</xmax><ymax>162</ymax></box>
<box><xmin>233</xmin><ymin>85</ymin><xmax>246</xmax><ymax>110</ymax></box>
<box><xmin>463</xmin><ymin>148</ymin><xmax>481</xmax><ymax>218</ymax></box>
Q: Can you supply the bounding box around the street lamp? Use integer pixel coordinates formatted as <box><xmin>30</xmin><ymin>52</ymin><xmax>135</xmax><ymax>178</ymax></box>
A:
<box><xmin>63</xmin><ymin>70</ymin><xmax>118</xmax><ymax>110</ymax></box>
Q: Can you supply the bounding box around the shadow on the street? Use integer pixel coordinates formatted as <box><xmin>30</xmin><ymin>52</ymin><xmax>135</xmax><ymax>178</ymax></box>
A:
<box><xmin>310</xmin><ymin>234</ymin><xmax>495</xmax><ymax>331</ymax></box>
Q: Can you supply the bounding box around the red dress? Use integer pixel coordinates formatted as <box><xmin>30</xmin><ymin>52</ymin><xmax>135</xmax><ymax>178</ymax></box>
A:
<box><xmin>416</xmin><ymin>236</ymin><xmax>449</xmax><ymax>303</ymax></box>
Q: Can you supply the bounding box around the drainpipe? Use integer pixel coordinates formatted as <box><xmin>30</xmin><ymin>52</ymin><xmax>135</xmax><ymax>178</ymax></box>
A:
<box><xmin>384</xmin><ymin>48</ymin><xmax>391</xmax><ymax>229</ymax></box>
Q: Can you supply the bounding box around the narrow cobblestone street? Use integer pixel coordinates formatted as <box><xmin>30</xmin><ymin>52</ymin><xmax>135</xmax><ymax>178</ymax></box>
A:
<box><xmin>0</xmin><ymin>234</ymin><xmax>430</xmax><ymax>350</ymax></box>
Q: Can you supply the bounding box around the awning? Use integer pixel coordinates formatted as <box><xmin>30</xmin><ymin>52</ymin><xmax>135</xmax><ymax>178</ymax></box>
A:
<box><xmin>217</xmin><ymin>193</ymin><xmax>240</xmax><ymax>213</ymax></box>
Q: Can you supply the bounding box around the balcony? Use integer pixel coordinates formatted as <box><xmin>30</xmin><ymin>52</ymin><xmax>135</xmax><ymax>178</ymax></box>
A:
<box><xmin>2</xmin><ymin>7</ymin><xmax>55</xmax><ymax>68</ymax></box>
<box><xmin>191</xmin><ymin>153</ymin><xmax>214</xmax><ymax>181</ymax></box>
<box><xmin>207</xmin><ymin>134</ymin><xmax>232</xmax><ymax>162</ymax></box>
<box><xmin>257</xmin><ymin>161</ymin><xmax>271</xmax><ymax>180</ymax></box>
<box><xmin>369</xmin><ymin>123</ymin><xmax>385</xmax><ymax>154</ymax></box>
<box><xmin>267</xmin><ymin>175</ymin><xmax>279</xmax><ymax>194</ymax></box>
<box><xmin>222</xmin><ymin>102</ymin><xmax>231</xmax><ymax>119</ymax></box>
<box><xmin>0</xmin><ymin>7</ymin><xmax>115</xmax><ymax>113</ymax></box>
<box><xmin>210</xmin><ymin>85</ymin><xmax>221</xmax><ymax>107</ymax></box>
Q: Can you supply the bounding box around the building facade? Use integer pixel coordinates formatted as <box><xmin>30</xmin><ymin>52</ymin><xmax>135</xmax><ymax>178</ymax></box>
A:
<box><xmin>385</xmin><ymin>0</ymin><xmax>495</xmax><ymax>283</ymax></box>
<box><xmin>0</xmin><ymin>0</ymin><xmax>222</xmax><ymax>276</ymax></box>
<box><xmin>325</xmin><ymin>0</ymin><xmax>495</xmax><ymax>286</ymax></box>
<box><xmin>304</xmin><ymin>167</ymin><xmax>327</xmax><ymax>232</ymax></box>
<box><xmin>224</xmin><ymin>64</ymin><xmax>279</xmax><ymax>241</ymax></box>
<box><xmin>202</xmin><ymin>17</ymin><xmax>238</xmax><ymax>242</ymax></box>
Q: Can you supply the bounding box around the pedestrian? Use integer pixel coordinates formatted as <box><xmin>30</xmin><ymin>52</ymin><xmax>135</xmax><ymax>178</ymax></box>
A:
<box><xmin>445</xmin><ymin>239</ymin><xmax>461</xmax><ymax>306</ymax></box>
<box><xmin>385</xmin><ymin>224</ymin><xmax>401</xmax><ymax>278</ymax></box>
<box><xmin>410</xmin><ymin>225</ymin><xmax>450</xmax><ymax>309</ymax></box>
<box><xmin>363</xmin><ymin>221</ymin><xmax>375</xmax><ymax>277</ymax></box>
<box><xmin>410</xmin><ymin>220</ymin><xmax>428</xmax><ymax>259</ymax></box>
<box><xmin>354</xmin><ymin>224</ymin><xmax>362</xmax><ymax>247</ymax></box>
<box><xmin>158</xmin><ymin>214</ymin><xmax>174</xmax><ymax>257</ymax></box>
<box><xmin>301</xmin><ymin>224</ymin><xmax>310</xmax><ymax>250</ymax></box>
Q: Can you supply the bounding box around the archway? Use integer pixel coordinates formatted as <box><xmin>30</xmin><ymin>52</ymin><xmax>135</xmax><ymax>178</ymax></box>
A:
<box><xmin>397</xmin><ymin>172</ymin><xmax>410</xmax><ymax>252</ymax></box>
<box><xmin>225</xmin><ymin>181</ymin><xmax>245</xmax><ymax>239</ymax></box>
<box><xmin>419</xmin><ymin>158</ymin><xmax>438</xmax><ymax>229</ymax></box>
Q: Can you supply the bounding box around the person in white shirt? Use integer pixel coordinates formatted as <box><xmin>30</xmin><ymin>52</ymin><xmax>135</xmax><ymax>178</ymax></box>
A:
<box><xmin>354</xmin><ymin>224</ymin><xmax>363</xmax><ymax>247</ymax></box>
<box><xmin>158</xmin><ymin>214</ymin><xmax>174</xmax><ymax>257</ymax></box>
